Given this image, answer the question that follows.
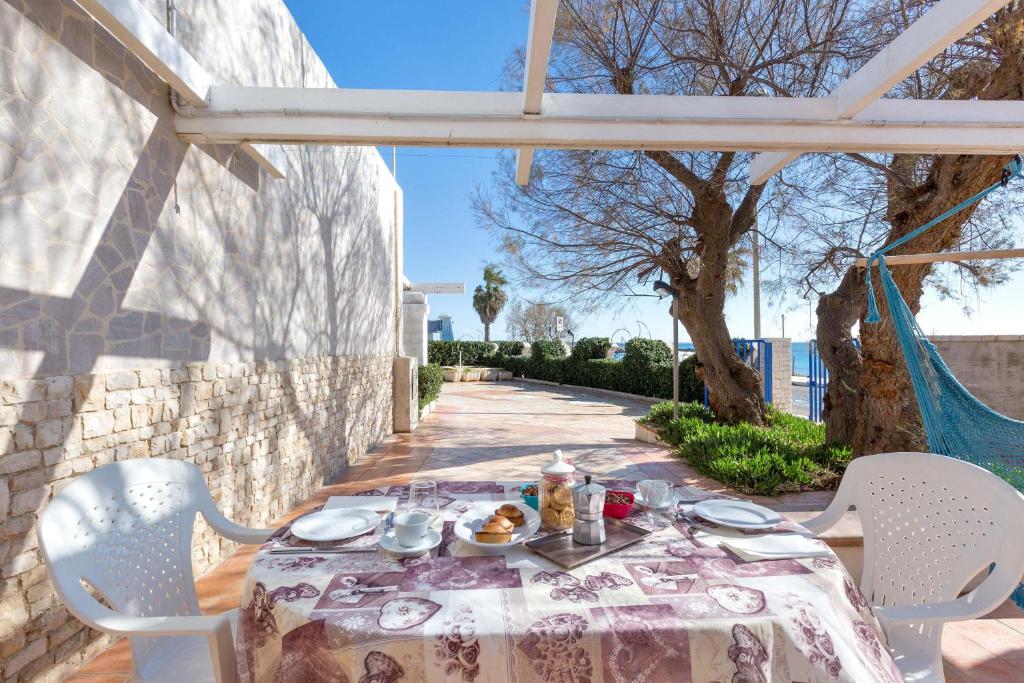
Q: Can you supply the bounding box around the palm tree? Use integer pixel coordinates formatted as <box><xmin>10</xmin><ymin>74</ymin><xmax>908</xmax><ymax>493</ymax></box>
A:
<box><xmin>472</xmin><ymin>265</ymin><xmax>509</xmax><ymax>342</ymax></box>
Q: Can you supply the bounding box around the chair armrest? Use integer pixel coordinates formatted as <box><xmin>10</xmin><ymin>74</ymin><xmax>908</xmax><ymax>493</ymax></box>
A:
<box><xmin>876</xmin><ymin>563</ymin><xmax>1022</xmax><ymax>627</ymax></box>
<box><xmin>93</xmin><ymin>611</ymin><xmax>231</xmax><ymax>637</ymax></box>
<box><xmin>801</xmin><ymin>487</ymin><xmax>853</xmax><ymax>536</ymax></box>
<box><xmin>204</xmin><ymin>511</ymin><xmax>275</xmax><ymax>544</ymax></box>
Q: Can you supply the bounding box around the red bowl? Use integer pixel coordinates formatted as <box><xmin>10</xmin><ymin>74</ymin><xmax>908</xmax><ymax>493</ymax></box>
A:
<box><xmin>603</xmin><ymin>490</ymin><xmax>635</xmax><ymax>519</ymax></box>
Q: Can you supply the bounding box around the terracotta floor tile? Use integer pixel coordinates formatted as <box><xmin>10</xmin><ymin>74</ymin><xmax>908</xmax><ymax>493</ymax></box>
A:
<box><xmin>949</xmin><ymin>619</ymin><xmax>1024</xmax><ymax>659</ymax></box>
<box><xmin>63</xmin><ymin>674</ymin><xmax>131</xmax><ymax>683</ymax></box>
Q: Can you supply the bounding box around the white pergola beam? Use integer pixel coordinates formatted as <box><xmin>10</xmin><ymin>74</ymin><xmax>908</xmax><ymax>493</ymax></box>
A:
<box><xmin>74</xmin><ymin>0</ymin><xmax>212</xmax><ymax>105</ymax></box>
<box><xmin>516</xmin><ymin>0</ymin><xmax>559</xmax><ymax>185</ymax></box>
<box><xmin>750</xmin><ymin>0</ymin><xmax>1014</xmax><ymax>184</ymax></box>
<box><xmin>73</xmin><ymin>0</ymin><xmax>286</xmax><ymax>178</ymax></box>
<box><xmin>175</xmin><ymin>88</ymin><xmax>1024</xmax><ymax>154</ymax></box>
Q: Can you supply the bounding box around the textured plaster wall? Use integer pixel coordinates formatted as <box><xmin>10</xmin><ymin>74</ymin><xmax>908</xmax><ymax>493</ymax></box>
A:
<box><xmin>0</xmin><ymin>0</ymin><xmax>401</xmax><ymax>680</ymax></box>
<box><xmin>931</xmin><ymin>335</ymin><xmax>1024</xmax><ymax>420</ymax></box>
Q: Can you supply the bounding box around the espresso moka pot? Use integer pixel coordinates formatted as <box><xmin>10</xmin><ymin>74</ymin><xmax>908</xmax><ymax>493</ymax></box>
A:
<box><xmin>572</xmin><ymin>475</ymin><xmax>606</xmax><ymax>545</ymax></box>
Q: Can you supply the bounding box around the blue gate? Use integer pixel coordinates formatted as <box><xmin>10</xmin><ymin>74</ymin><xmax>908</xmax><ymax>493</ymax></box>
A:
<box><xmin>808</xmin><ymin>340</ymin><xmax>827</xmax><ymax>422</ymax></box>
<box><xmin>703</xmin><ymin>339</ymin><xmax>773</xmax><ymax>406</ymax></box>
<box><xmin>808</xmin><ymin>339</ymin><xmax>859</xmax><ymax>421</ymax></box>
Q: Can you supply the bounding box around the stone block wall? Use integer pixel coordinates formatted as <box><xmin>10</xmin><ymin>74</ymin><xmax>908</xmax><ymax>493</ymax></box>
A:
<box><xmin>0</xmin><ymin>0</ymin><xmax>402</xmax><ymax>680</ymax></box>
<box><xmin>763</xmin><ymin>337</ymin><xmax>793</xmax><ymax>414</ymax></box>
<box><xmin>0</xmin><ymin>356</ymin><xmax>392</xmax><ymax>680</ymax></box>
<box><xmin>931</xmin><ymin>335</ymin><xmax>1024</xmax><ymax>420</ymax></box>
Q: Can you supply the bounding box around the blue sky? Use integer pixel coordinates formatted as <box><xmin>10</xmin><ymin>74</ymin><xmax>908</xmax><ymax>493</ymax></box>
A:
<box><xmin>284</xmin><ymin>1</ymin><xmax>1022</xmax><ymax>345</ymax></box>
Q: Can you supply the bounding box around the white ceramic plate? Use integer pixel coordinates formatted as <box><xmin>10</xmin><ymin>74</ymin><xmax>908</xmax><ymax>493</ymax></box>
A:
<box><xmin>691</xmin><ymin>499</ymin><xmax>782</xmax><ymax>530</ymax></box>
<box><xmin>290</xmin><ymin>508</ymin><xmax>381</xmax><ymax>542</ymax></box>
<box><xmin>379</xmin><ymin>528</ymin><xmax>442</xmax><ymax>557</ymax></box>
<box><xmin>454</xmin><ymin>500</ymin><xmax>541</xmax><ymax>553</ymax></box>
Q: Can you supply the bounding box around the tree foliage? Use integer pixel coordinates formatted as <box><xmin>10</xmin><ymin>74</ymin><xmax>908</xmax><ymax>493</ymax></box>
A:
<box><xmin>476</xmin><ymin>0</ymin><xmax>855</xmax><ymax>425</ymax></box>
<box><xmin>471</xmin><ymin>264</ymin><xmax>509</xmax><ymax>341</ymax></box>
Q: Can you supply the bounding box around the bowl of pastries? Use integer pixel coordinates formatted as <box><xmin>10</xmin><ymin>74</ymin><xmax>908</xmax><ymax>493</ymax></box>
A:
<box><xmin>454</xmin><ymin>500</ymin><xmax>541</xmax><ymax>552</ymax></box>
<box><xmin>520</xmin><ymin>484</ymin><xmax>539</xmax><ymax>510</ymax></box>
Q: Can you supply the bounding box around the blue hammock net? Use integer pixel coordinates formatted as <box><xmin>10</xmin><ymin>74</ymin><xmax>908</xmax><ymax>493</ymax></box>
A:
<box><xmin>863</xmin><ymin>156</ymin><xmax>1024</xmax><ymax>606</ymax></box>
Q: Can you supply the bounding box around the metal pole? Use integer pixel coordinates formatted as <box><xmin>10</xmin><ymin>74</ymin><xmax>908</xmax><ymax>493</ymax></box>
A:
<box><xmin>781</xmin><ymin>313</ymin><xmax>786</xmax><ymax>338</ymax></box>
<box><xmin>752</xmin><ymin>221</ymin><xmax>761</xmax><ymax>339</ymax></box>
<box><xmin>672</xmin><ymin>296</ymin><xmax>680</xmax><ymax>420</ymax></box>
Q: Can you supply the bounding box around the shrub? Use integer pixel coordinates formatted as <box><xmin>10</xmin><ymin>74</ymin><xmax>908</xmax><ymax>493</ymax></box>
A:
<box><xmin>642</xmin><ymin>402</ymin><xmax>851</xmax><ymax>496</ymax></box>
<box><xmin>494</xmin><ymin>343</ymin><xmax>702</xmax><ymax>403</ymax></box>
<box><xmin>531</xmin><ymin>339</ymin><xmax>567</xmax><ymax>361</ymax></box>
<box><xmin>418</xmin><ymin>363</ymin><xmax>443</xmax><ymax>410</ymax></box>
<box><xmin>496</xmin><ymin>340</ymin><xmax>525</xmax><ymax>357</ymax></box>
<box><xmin>623</xmin><ymin>337</ymin><xmax>672</xmax><ymax>365</ymax></box>
<box><xmin>571</xmin><ymin>337</ymin><xmax>611</xmax><ymax>361</ymax></box>
<box><xmin>427</xmin><ymin>340</ymin><xmax>497</xmax><ymax>366</ymax></box>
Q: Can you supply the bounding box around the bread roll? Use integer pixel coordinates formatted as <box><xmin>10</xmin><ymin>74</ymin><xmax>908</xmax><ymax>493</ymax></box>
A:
<box><xmin>496</xmin><ymin>504</ymin><xmax>526</xmax><ymax>526</ymax></box>
<box><xmin>475</xmin><ymin>515</ymin><xmax>514</xmax><ymax>543</ymax></box>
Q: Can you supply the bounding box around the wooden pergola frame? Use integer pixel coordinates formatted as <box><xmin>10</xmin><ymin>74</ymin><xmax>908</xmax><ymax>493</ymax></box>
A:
<box><xmin>75</xmin><ymin>0</ymin><xmax>1022</xmax><ymax>202</ymax></box>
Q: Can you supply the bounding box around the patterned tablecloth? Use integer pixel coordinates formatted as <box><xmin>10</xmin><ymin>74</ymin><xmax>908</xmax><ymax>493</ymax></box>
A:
<box><xmin>237</xmin><ymin>481</ymin><xmax>901</xmax><ymax>683</ymax></box>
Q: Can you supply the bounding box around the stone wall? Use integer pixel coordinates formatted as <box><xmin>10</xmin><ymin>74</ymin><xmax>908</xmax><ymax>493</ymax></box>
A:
<box><xmin>0</xmin><ymin>0</ymin><xmax>401</xmax><ymax>680</ymax></box>
<box><xmin>762</xmin><ymin>337</ymin><xmax>792</xmax><ymax>414</ymax></box>
<box><xmin>931</xmin><ymin>335</ymin><xmax>1024</xmax><ymax>420</ymax></box>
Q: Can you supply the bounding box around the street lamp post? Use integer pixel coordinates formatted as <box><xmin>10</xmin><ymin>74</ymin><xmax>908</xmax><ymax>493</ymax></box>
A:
<box><xmin>653</xmin><ymin>280</ymin><xmax>681</xmax><ymax>420</ymax></box>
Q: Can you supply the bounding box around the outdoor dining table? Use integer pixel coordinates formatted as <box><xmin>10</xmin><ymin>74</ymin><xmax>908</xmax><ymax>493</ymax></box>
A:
<box><xmin>237</xmin><ymin>480</ymin><xmax>902</xmax><ymax>682</ymax></box>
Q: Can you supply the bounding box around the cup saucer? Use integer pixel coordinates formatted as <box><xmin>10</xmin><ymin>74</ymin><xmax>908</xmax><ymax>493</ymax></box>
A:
<box><xmin>379</xmin><ymin>528</ymin><xmax>442</xmax><ymax>557</ymax></box>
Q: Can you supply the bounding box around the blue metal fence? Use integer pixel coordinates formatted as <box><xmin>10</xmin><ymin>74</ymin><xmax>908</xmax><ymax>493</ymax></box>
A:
<box><xmin>808</xmin><ymin>340</ymin><xmax>827</xmax><ymax>422</ymax></box>
<box><xmin>807</xmin><ymin>339</ymin><xmax>859</xmax><ymax>422</ymax></box>
<box><xmin>703</xmin><ymin>338</ymin><xmax>774</xmax><ymax>407</ymax></box>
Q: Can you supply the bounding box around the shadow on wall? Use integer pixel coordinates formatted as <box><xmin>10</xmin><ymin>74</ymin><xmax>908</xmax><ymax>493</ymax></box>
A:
<box><xmin>0</xmin><ymin>0</ymin><xmax>397</xmax><ymax>678</ymax></box>
<box><xmin>1</xmin><ymin>0</ymin><xmax>397</xmax><ymax>378</ymax></box>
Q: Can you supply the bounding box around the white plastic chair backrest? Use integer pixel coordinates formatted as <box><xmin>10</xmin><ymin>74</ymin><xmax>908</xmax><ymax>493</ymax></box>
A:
<box><xmin>38</xmin><ymin>459</ymin><xmax>216</xmax><ymax>668</ymax></box>
<box><xmin>839</xmin><ymin>452</ymin><xmax>1024</xmax><ymax>609</ymax></box>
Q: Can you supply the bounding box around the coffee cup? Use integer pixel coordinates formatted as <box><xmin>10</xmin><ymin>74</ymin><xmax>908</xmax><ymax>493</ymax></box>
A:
<box><xmin>638</xmin><ymin>479</ymin><xmax>674</xmax><ymax>509</ymax></box>
<box><xmin>394</xmin><ymin>511</ymin><xmax>430</xmax><ymax>548</ymax></box>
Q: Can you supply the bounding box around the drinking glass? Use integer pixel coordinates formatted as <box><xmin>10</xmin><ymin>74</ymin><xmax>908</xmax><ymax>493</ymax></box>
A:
<box><xmin>407</xmin><ymin>481</ymin><xmax>440</xmax><ymax>517</ymax></box>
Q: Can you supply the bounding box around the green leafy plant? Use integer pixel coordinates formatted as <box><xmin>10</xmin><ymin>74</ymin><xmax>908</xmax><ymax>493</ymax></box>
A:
<box><xmin>571</xmin><ymin>337</ymin><xmax>612</xmax><ymax>361</ymax></box>
<box><xmin>642</xmin><ymin>401</ymin><xmax>852</xmax><ymax>496</ymax></box>
<box><xmin>418</xmin><ymin>363</ymin><xmax>443</xmax><ymax>411</ymax></box>
<box><xmin>496</xmin><ymin>340</ymin><xmax>525</xmax><ymax>357</ymax></box>
<box><xmin>623</xmin><ymin>338</ymin><xmax>672</xmax><ymax>365</ymax></box>
<box><xmin>530</xmin><ymin>339</ymin><xmax>568</xmax><ymax>361</ymax></box>
<box><xmin>427</xmin><ymin>340</ymin><xmax>498</xmax><ymax>366</ymax></box>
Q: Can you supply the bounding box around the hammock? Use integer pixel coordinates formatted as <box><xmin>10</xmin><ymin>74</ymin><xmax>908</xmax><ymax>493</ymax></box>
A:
<box><xmin>863</xmin><ymin>155</ymin><xmax>1024</xmax><ymax>606</ymax></box>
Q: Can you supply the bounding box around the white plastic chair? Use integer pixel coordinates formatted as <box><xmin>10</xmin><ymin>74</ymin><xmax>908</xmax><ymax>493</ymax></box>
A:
<box><xmin>805</xmin><ymin>452</ymin><xmax>1024</xmax><ymax>683</ymax></box>
<box><xmin>38</xmin><ymin>458</ymin><xmax>274</xmax><ymax>683</ymax></box>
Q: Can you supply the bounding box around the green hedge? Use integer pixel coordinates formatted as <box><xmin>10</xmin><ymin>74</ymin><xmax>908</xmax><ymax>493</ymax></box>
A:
<box><xmin>531</xmin><ymin>340</ymin><xmax>567</xmax><ymax>361</ymax></box>
<box><xmin>495</xmin><ymin>347</ymin><xmax>703</xmax><ymax>402</ymax></box>
<box><xmin>642</xmin><ymin>402</ymin><xmax>851</xmax><ymax>496</ymax></box>
<box><xmin>571</xmin><ymin>337</ymin><xmax>611</xmax><ymax>361</ymax></box>
<box><xmin>427</xmin><ymin>340</ymin><xmax>497</xmax><ymax>366</ymax></box>
<box><xmin>623</xmin><ymin>337</ymin><xmax>672</xmax><ymax>365</ymax></box>
<box><xmin>496</xmin><ymin>341</ymin><xmax>525</xmax><ymax>357</ymax></box>
<box><xmin>418</xmin><ymin>363</ymin><xmax>443</xmax><ymax>410</ymax></box>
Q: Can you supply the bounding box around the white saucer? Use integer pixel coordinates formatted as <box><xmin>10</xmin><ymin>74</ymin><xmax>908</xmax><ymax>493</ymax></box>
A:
<box><xmin>379</xmin><ymin>528</ymin><xmax>442</xmax><ymax>557</ymax></box>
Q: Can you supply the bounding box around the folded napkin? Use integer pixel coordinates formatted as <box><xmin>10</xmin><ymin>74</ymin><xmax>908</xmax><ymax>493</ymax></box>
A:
<box><xmin>718</xmin><ymin>533</ymin><xmax>831</xmax><ymax>562</ymax></box>
<box><xmin>324</xmin><ymin>496</ymin><xmax>399</xmax><ymax>513</ymax></box>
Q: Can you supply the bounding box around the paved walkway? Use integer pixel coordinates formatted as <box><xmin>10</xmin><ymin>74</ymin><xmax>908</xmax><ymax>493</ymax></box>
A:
<box><xmin>68</xmin><ymin>380</ymin><xmax>1023</xmax><ymax>682</ymax></box>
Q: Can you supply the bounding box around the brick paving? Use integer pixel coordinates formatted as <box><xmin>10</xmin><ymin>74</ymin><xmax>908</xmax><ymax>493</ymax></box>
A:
<box><xmin>67</xmin><ymin>380</ymin><xmax>1023</xmax><ymax>681</ymax></box>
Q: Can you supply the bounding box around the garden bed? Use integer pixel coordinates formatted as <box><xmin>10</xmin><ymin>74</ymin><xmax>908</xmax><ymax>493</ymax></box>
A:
<box><xmin>640</xmin><ymin>402</ymin><xmax>851</xmax><ymax>496</ymax></box>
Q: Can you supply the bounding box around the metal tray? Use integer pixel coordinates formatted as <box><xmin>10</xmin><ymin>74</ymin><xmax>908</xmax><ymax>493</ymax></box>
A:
<box><xmin>525</xmin><ymin>518</ymin><xmax>652</xmax><ymax>569</ymax></box>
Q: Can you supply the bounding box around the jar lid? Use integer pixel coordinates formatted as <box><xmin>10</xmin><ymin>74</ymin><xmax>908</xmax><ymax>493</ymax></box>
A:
<box><xmin>542</xmin><ymin>449</ymin><xmax>575</xmax><ymax>476</ymax></box>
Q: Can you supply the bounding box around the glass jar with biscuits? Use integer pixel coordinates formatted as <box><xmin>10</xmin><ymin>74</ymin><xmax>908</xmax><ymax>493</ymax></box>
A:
<box><xmin>539</xmin><ymin>449</ymin><xmax>576</xmax><ymax>530</ymax></box>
